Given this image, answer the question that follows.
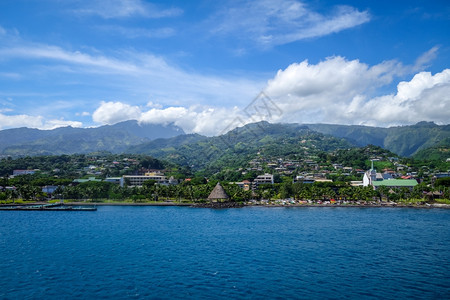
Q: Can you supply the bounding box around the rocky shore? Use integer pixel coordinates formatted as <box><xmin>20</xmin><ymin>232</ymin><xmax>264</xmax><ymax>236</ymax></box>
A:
<box><xmin>193</xmin><ymin>202</ymin><xmax>245</xmax><ymax>208</ymax></box>
<box><xmin>2</xmin><ymin>201</ymin><xmax>449</xmax><ymax>209</ymax></box>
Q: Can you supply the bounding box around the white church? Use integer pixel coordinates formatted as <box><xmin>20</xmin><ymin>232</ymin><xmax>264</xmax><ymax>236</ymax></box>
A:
<box><xmin>363</xmin><ymin>161</ymin><xmax>418</xmax><ymax>190</ymax></box>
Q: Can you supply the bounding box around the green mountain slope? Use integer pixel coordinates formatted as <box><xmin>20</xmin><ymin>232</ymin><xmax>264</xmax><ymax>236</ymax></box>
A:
<box><xmin>306</xmin><ymin>121</ymin><xmax>450</xmax><ymax>157</ymax></box>
<box><xmin>126</xmin><ymin>121</ymin><xmax>354</xmax><ymax>172</ymax></box>
<box><xmin>2</xmin><ymin>120</ymin><xmax>448</xmax><ymax>161</ymax></box>
<box><xmin>0</xmin><ymin>120</ymin><xmax>184</xmax><ymax>156</ymax></box>
<box><xmin>412</xmin><ymin>137</ymin><xmax>450</xmax><ymax>161</ymax></box>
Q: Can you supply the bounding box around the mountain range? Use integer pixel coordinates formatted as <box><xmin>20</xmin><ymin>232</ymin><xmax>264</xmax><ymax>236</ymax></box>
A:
<box><xmin>1</xmin><ymin>120</ymin><xmax>449</xmax><ymax>162</ymax></box>
<box><xmin>306</xmin><ymin>121</ymin><xmax>450</xmax><ymax>157</ymax></box>
<box><xmin>0</xmin><ymin>121</ymin><xmax>184</xmax><ymax>156</ymax></box>
<box><xmin>125</xmin><ymin>122</ymin><xmax>353</xmax><ymax>172</ymax></box>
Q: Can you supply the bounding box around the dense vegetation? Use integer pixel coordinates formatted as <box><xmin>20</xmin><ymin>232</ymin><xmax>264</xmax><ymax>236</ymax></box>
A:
<box><xmin>1</xmin><ymin>173</ymin><xmax>449</xmax><ymax>204</ymax></box>
<box><xmin>1</xmin><ymin>121</ymin><xmax>449</xmax><ymax>204</ymax></box>
<box><xmin>127</xmin><ymin>122</ymin><xmax>353</xmax><ymax>172</ymax></box>
<box><xmin>0</xmin><ymin>153</ymin><xmax>173</xmax><ymax>178</ymax></box>
<box><xmin>0</xmin><ymin>146</ymin><xmax>449</xmax><ymax>204</ymax></box>
<box><xmin>2</xmin><ymin>121</ymin><xmax>449</xmax><ymax>159</ymax></box>
<box><xmin>0</xmin><ymin>120</ymin><xmax>184</xmax><ymax>156</ymax></box>
<box><xmin>307</xmin><ymin>121</ymin><xmax>450</xmax><ymax>157</ymax></box>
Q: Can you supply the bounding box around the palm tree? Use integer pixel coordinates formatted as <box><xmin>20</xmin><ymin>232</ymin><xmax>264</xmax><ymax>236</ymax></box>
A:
<box><xmin>377</xmin><ymin>186</ymin><xmax>390</xmax><ymax>201</ymax></box>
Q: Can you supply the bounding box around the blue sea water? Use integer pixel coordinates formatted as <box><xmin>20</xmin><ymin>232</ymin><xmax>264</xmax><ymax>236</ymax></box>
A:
<box><xmin>0</xmin><ymin>206</ymin><xmax>449</xmax><ymax>299</ymax></box>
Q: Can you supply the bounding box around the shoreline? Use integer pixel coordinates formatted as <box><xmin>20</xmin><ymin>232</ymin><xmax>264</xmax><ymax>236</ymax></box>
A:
<box><xmin>2</xmin><ymin>201</ymin><xmax>448</xmax><ymax>209</ymax></box>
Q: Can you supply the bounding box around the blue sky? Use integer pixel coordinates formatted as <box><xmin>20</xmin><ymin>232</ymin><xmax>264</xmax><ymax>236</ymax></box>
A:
<box><xmin>0</xmin><ymin>0</ymin><xmax>449</xmax><ymax>135</ymax></box>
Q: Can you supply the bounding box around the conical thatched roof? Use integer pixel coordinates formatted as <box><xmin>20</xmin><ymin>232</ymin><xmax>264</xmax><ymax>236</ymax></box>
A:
<box><xmin>208</xmin><ymin>182</ymin><xmax>229</xmax><ymax>200</ymax></box>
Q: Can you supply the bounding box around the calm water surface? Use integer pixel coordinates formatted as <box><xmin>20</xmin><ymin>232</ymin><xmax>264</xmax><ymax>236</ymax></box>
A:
<box><xmin>0</xmin><ymin>206</ymin><xmax>449</xmax><ymax>299</ymax></box>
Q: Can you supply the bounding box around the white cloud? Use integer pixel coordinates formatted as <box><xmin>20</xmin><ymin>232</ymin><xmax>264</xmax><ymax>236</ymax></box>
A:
<box><xmin>140</xmin><ymin>106</ymin><xmax>188</xmax><ymax>125</ymax></box>
<box><xmin>72</xmin><ymin>0</ymin><xmax>183</xmax><ymax>19</ymax></box>
<box><xmin>92</xmin><ymin>101</ymin><xmax>141</xmax><ymax>125</ymax></box>
<box><xmin>92</xmin><ymin>101</ymin><xmax>243</xmax><ymax>136</ymax></box>
<box><xmin>208</xmin><ymin>0</ymin><xmax>370</xmax><ymax>47</ymax></box>
<box><xmin>88</xmin><ymin>53</ymin><xmax>449</xmax><ymax>136</ymax></box>
<box><xmin>0</xmin><ymin>113</ymin><xmax>82</xmax><ymax>130</ymax></box>
<box><xmin>140</xmin><ymin>106</ymin><xmax>243</xmax><ymax>136</ymax></box>
<box><xmin>0</xmin><ymin>36</ymin><xmax>263</xmax><ymax>108</ymax></box>
<box><xmin>0</xmin><ymin>45</ymin><xmax>140</xmax><ymax>73</ymax></box>
<box><xmin>40</xmin><ymin>119</ymin><xmax>83</xmax><ymax>130</ymax></box>
<box><xmin>265</xmin><ymin>56</ymin><xmax>401</xmax><ymax>123</ymax></box>
<box><xmin>359</xmin><ymin>70</ymin><xmax>450</xmax><ymax>125</ymax></box>
<box><xmin>263</xmin><ymin>56</ymin><xmax>450</xmax><ymax>126</ymax></box>
<box><xmin>413</xmin><ymin>46</ymin><xmax>439</xmax><ymax>71</ymax></box>
<box><xmin>0</xmin><ymin>113</ymin><xmax>43</xmax><ymax>129</ymax></box>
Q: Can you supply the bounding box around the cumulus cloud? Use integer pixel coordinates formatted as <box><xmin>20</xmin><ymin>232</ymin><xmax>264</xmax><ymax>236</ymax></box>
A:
<box><xmin>40</xmin><ymin>119</ymin><xmax>83</xmax><ymax>130</ymax></box>
<box><xmin>89</xmin><ymin>55</ymin><xmax>449</xmax><ymax>136</ymax></box>
<box><xmin>92</xmin><ymin>101</ymin><xmax>243</xmax><ymax>136</ymax></box>
<box><xmin>265</xmin><ymin>56</ymin><xmax>402</xmax><ymax>123</ymax></box>
<box><xmin>0</xmin><ymin>113</ymin><xmax>43</xmax><ymax>130</ymax></box>
<box><xmin>92</xmin><ymin>101</ymin><xmax>141</xmax><ymax>125</ymax></box>
<box><xmin>359</xmin><ymin>70</ymin><xmax>450</xmax><ymax>125</ymax></box>
<box><xmin>264</xmin><ymin>56</ymin><xmax>450</xmax><ymax>126</ymax></box>
<box><xmin>0</xmin><ymin>113</ymin><xmax>82</xmax><ymax>130</ymax></box>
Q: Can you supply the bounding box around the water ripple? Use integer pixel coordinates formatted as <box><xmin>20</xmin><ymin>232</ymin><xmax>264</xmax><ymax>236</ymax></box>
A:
<box><xmin>0</xmin><ymin>207</ymin><xmax>449</xmax><ymax>299</ymax></box>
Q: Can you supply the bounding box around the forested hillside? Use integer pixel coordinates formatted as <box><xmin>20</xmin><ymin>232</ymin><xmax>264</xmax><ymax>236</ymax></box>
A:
<box><xmin>127</xmin><ymin>121</ymin><xmax>354</xmax><ymax>173</ymax></box>
<box><xmin>306</xmin><ymin>121</ymin><xmax>450</xmax><ymax>157</ymax></box>
<box><xmin>0</xmin><ymin>120</ymin><xmax>184</xmax><ymax>156</ymax></box>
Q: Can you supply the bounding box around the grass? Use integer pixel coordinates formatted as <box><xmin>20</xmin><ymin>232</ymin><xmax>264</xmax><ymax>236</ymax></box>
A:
<box><xmin>435</xmin><ymin>198</ymin><xmax>450</xmax><ymax>204</ymax></box>
<box><xmin>397</xmin><ymin>198</ymin><xmax>426</xmax><ymax>204</ymax></box>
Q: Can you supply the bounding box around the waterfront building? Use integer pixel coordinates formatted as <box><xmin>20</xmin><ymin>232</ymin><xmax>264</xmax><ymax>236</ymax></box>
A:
<box><xmin>208</xmin><ymin>182</ymin><xmax>229</xmax><ymax>202</ymax></box>
<box><xmin>363</xmin><ymin>161</ymin><xmax>417</xmax><ymax>190</ymax></box>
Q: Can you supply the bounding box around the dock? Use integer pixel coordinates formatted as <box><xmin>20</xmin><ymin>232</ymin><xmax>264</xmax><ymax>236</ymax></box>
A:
<box><xmin>0</xmin><ymin>203</ymin><xmax>97</xmax><ymax>211</ymax></box>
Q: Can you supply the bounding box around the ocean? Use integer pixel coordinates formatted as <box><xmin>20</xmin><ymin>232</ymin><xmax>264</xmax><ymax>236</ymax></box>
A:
<box><xmin>1</xmin><ymin>206</ymin><xmax>449</xmax><ymax>299</ymax></box>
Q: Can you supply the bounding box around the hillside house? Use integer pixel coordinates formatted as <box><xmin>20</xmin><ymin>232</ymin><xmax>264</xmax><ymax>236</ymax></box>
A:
<box><xmin>254</xmin><ymin>174</ymin><xmax>274</xmax><ymax>185</ymax></box>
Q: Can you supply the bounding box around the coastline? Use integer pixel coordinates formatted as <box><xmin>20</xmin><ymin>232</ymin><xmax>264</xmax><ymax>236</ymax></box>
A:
<box><xmin>1</xmin><ymin>201</ymin><xmax>449</xmax><ymax>209</ymax></box>
<box><xmin>35</xmin><ymin>201</ymin><xmax>450</xmax><ymax>209</ymax></box>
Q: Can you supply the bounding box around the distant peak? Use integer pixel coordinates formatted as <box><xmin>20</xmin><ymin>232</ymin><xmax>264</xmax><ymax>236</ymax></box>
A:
<box><xmin>414</xmin><ymin>121</ymin><xmax>437</xmax><ymax>127</ymax></box>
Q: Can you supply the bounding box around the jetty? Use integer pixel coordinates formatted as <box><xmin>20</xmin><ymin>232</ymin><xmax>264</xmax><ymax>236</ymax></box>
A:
<box><xmin>0</xmin><ymin>202</ymin><xmax>97</xmax><ymax>211</ymax></box>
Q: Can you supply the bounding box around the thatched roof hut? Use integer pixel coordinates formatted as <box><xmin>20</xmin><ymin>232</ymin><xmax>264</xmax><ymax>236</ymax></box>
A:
<box><xmin>208</xmin><ymin>182</ymin><xmax>229</xmax><ymax>201</ymax></box>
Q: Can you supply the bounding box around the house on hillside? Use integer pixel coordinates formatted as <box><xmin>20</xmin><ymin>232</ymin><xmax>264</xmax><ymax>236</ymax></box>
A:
<box><xmin>120</xmin><ymin>172</ymin><xmax>168</xmax><ymax>187</ymax></box>
<box><xmin>232</xmin><ymin>180</ymin><xmax>252</xmax><ymax>191</ymax></box>
<box><xmin>363</xmin><ymin>161</ymin><xmax>417</xmax><ymax>191</ymax></box>
<box><xmin>253</xmin><ymin>174</ymin><xmax>274</xmax><ymax>186</ymax></box>
<box><xmin>13</xmin><ymin>169</ymin><xmax>36</xmax><ymax>176</ymax></box>
<box><xmin>293</xmin><ymin>176</ymin><xmax>315</xmax><ymax>184</ymax></box>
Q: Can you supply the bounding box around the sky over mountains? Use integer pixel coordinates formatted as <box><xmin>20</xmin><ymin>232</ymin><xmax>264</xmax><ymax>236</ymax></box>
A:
<box><xmin>0</xmin><ymin>0</ymin><xmax>449</xmax><ymax>136</ymax></box>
